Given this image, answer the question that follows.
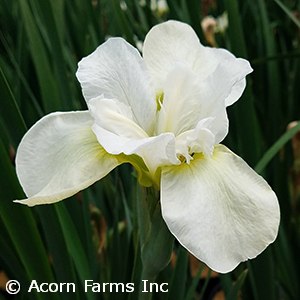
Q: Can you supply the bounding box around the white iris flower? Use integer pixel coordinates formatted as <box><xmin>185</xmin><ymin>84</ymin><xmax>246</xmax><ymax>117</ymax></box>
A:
<box><xmin>14</xmin><ymin>21</ymin><xmax>280</xmax><ymax>273</ymax></box>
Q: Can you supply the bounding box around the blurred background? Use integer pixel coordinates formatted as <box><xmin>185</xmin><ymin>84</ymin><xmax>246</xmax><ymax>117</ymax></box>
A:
<box><xmin>0</xmin><ymin>0</ymin><xmax>300</xmax><ymax>299</ymax></box>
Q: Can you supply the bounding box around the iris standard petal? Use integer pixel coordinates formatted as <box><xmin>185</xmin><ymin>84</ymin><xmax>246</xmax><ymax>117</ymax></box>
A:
<box><xmin>156</xmin><ymin>59</ymin><xmax>250</xmax><ymax>143</ymax></box>
<box><xmin>224</xmin><ymin>78</ymin><xmax>246</xmax><ymax>106</ymax></box>
<box><xmin>76</xmin><ymin>38</ymin><xmax>156</xmax><ymax>133</ymax></box>
<box><xmin>156</xmin><ymin>65</ymin><xmax>216</xmax><ymax>136</ymax></box>
<box><xmin>194</xmin><ymin>48</ymin><xmax>250</xmax><ymax>106</ymax></box>
<box><xmin>143</xmin><ymin>20</ymin><xmax>201</xmax><ymax>89</ymax></box>
<box><xmin>89</xmin><ymin>97</ymin><xmax>179</xmax><ymax>175</ymax></box>
<box><xmin>161</xmin><ymin>144</ymin><xmax>280</xmax><ymax>273</ymax></box>
<box><xmin>15</xmin><ymin>111</ymin><xmax>120</xmax><ymax>206</ymax></box>
<box><xmin>143</xmin><ymin>21</ymin><xmax>252</xmax><ymax>107</ymax></box>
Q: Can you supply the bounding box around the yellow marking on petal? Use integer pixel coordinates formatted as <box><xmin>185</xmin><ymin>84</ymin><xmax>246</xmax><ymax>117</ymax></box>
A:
<box><xmin>156</xmin><ymin>90</ymin><xmax>164</xmax><ymax>111</ymax></box>
<box><xmin>178</xmin><ymin>154</ymin><xmax>186</xmax><ymax>163</ymax></box>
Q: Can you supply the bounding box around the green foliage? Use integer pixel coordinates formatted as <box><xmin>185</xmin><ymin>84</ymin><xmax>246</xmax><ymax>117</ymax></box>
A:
<box><xmin>1</xmin><ymin>0</ymin><xmax>300</xmax><ymax>299</ymax></box>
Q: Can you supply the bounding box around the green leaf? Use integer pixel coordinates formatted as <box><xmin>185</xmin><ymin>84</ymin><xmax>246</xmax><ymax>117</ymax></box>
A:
<box><xmin>167</xmin><ymin>247</ymin><xmax>188</xmax><ymax>300</ymax></box>
<box><xmin>0</xmin><ymin>66</ymin><xmax>27</xmax><ymax>145</ymax></box>
<box><xmin>0</xmin><ymin>136</ymin><xmax>57</xmax><ymax>300</ymax></box>
<box><xmin>28</xmin><ymin>0</ymin><xmax>75</xmax><ymax>110</ymax></box>
<box><xmin>55</xmin><ymin>203</ymin><xmax>95</xmax><ymax>300</ymax></box>
<box><xmin>274</xmin><ymin>0</ymin><xmax>300</xmax><ymax>28</ymax></box>
<box><xmin>224</xmin><ymin>0</ymin><xmax>263</xmax><ymax>165</ymax></box>
<box><xmin>257</xmin><ymin>0</ymin><xmax>281</xmax><ymax>141</ymax></box>
<box><xmin>255</xmin><ymin>122</ymin><xmax>300</xmax><ymax>173</ymax></box>
<box><xmin>36</xmin><ymin>205</ymin><xmax>79</xmax><ymax>300</ymax></box>
<box><xmin>184</xmin><ymin>264</ymin><xmax>206</xmax><ymax>300</ymax></box>
<box><xmin>141</xmin><ymin>201</ymin><xmax>174</xmax><ymax>280</ymax></box>
<box><xmin>19</xmin><ymin>0</ymin><xmax>60</xmax><ymax>112</ymax></box>
<box><xmin>227</xmin><ymin>269</ymin><xmax>248</xmax><ymax>300</ymax></box>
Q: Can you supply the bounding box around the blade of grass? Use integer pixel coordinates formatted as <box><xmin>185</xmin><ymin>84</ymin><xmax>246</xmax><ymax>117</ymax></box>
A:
<box><xmin>36</xmin><ymin>205</ymin><xmax>80</xmax><ymax>300</ymax></box>
<box><xmin>198</xmin><ymin>269</ymin><xmax>211</xmax><ymax>300</ymax></box>
<box><xmin>257</xmin><ymin>0</ymin><xmax>281</xmax><ymax>142</ymax></box>
<box><xmin>184</xmin><ymin>264</ymin><xmax>206</xmax><ymax>300</ymax></box>
<box><xmin>274</xmin><ymin>226</ymin><xmax>300</xmax><ymax>299</ymax></box>
<box><xmin>0</xmin><ymin>30</ymin><xmax>44</xmax><ymax>118</ymax></box>
<box><xmin>224</xmin><ymin>0</ymin><xmax>263</xmax><ymax>165</ymax></box>
<box><xmin>227</xmin><ymin>269</ymin><xmax>248</xmax><ymax>300</ymax></box>
<box><xmin>29</xmin><ymin>0</ymin><xmax>74</xmax><ymax>110</ymax></box>
<box><xmin>255</xmin><ymin>122</ymin><xmax>300</xmax><ymax>173</ymax></box>
<box><xmin>167</xmin><ymin>248</ymin><xmax>188</xmax><ymax>300</ymax></box>
<box><xmin>274</xmin><ymin>0</ymin><xmax>300</xmax><ymax>28</ymax></box>
<box><xmin>19</xmin><ymin>0</ymin><xmax>60</xmax><ymax>112</ymax></box>
<box><xmin>112</xmin><ymin>0</ymin><xmax>135</xmax><ymax>44</ymax></box>
<box><xmin>0</xmin><ymin>136</ymin><xmax>57</xmax><ymax>300</ymax></box>
<box><xmin>0</xmin><ymin>225</ymin><xmax>28</xmax><ymax>284</ymax></box>
<box><xmin>185</xmin><ymin>0</ymin><xmax>202</xmax><ymax>37</ymax></box>
<box><xmin>55</xmin><ymin>203</ymin><xmax>95</xmax><ymax>300</ymax></box>
<box><xmin>0</xmin><ymin>66</ymin><xmax>27</xmax><ymax>145</ymax></box>
<box><xmin>166</xmin><ymin>0</ymin><xmax>190</xmax><ymax>23</ymax></box>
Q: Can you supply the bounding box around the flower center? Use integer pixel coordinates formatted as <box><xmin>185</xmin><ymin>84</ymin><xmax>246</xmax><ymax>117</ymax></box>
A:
<box><xmin>177</xmin><ymin>151</ymin><xmax>195</xmax><ymax>164</ymax></box>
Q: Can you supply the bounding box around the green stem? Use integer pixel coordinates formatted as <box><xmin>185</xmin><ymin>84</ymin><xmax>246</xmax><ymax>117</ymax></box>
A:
<box><xmin>134</xmin><ymin>185</ymin><xmax>174</xmax><ymax>300</ymax></box>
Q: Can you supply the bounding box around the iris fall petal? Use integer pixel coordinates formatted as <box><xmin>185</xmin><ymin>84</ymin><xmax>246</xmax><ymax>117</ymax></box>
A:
<box><xmin>15</xmin><ymin>112</ymin><xmax>120</xmax><ymax>206</ymax></box>
<box><xmin>161</xmin><ymin>144</ymin><xmax>280</xmax><ymax>273</ymax></box>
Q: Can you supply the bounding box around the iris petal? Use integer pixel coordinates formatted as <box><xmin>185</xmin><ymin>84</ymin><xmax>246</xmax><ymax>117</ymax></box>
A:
<box><xmin>143</xmin><ymin>20</ymin><xmax>252</xmax><ymax>108</ymax></box>
<box><xmin>15</xmin><ymin>111</ymin><xmax>120</xmax><ymax>206</ymax></box>
<box><xmin>161</xmin><ymin>144</ymin><xmax>280</xmax><ymax>273</ymax></box>
<box><xmin>156</xmin><ymin>59</ymin><xmax>250</xmax><ymax>144</ymax></box>
<box><xmin>76</xmin><ymin>38</ymin><xmax>156</xmax><ymax>133</ymax></box>
<box><xmin>89</xmin><ymin>98</ymin><xmax>178</xmax><ymax>175</ymax></box>
<box><xmin>143</xmin><ymin>20</ymin><xmax>202</xmax><ymax>88</ymax></box>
